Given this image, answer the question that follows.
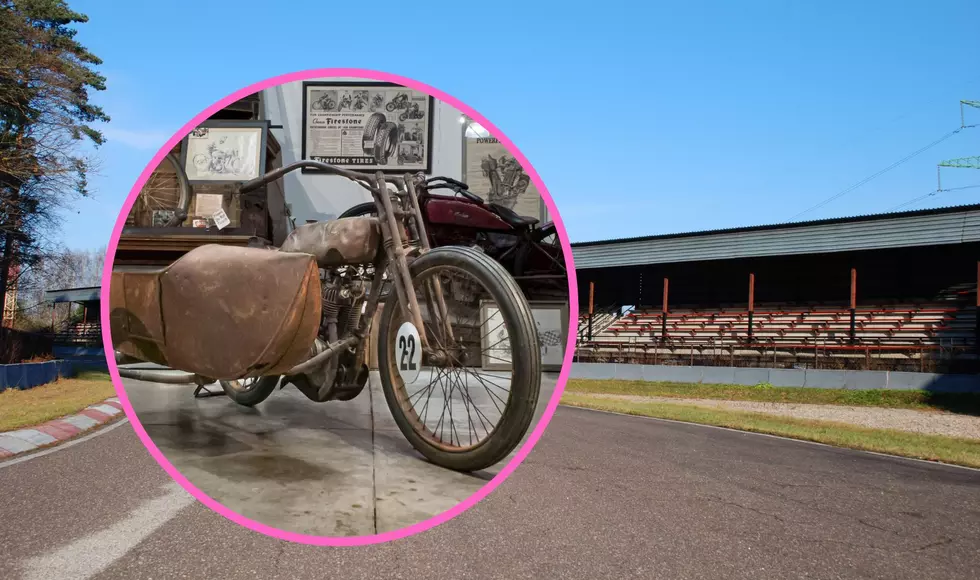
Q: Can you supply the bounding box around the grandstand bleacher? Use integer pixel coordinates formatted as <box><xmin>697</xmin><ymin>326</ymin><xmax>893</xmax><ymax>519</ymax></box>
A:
<box><xmin>573</xmin><ymin>205</ymin><xmax>980</xmax><ymax>373</ymax></box>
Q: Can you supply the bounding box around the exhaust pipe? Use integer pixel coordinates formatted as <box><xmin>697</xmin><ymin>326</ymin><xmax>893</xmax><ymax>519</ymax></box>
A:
<box><xmin>116</xmin><ymin>367</ymin><xmax>202</xmax><ymax>384</ymax></box>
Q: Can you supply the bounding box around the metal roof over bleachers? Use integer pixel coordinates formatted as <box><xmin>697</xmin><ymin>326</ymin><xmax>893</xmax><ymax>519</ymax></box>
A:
<box><xmin>571</xmin><ymin>204</ymin><xmax>980</xmax><ymax>270</ymax></box>
<box><xmin>45</xmin><ymin>286</ymin><xmax>101</xmax><ymax>304</ymax></box>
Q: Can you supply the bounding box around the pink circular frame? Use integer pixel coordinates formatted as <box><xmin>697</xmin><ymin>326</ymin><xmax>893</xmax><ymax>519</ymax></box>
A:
<box><xmin>100</xmin><ymin>68</ymin><xmax>580</xmax><ymax>546</ymax></box>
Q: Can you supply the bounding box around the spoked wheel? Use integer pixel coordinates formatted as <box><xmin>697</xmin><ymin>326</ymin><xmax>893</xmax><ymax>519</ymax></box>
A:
<box><xmin>220</xmin><ymin>376</ymin><xmax>279</xmax><ymax>407</ymax></box>
<box><xmin>378</xmin><ymin>246</ymin><xmax>541</xmax><ymax>472</ymax></box>
<box><xmin>126</xmin><ymin>153</ymin><xmax>191</xmax><ymax>228</ymax></box>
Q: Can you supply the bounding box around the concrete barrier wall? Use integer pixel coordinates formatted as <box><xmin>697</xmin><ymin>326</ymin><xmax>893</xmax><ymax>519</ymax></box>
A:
<box><xmin>569</xmin><ymin>363</ymin><xmax>980</xmax><ymax>393</ymax></box>
<box><xmin>52</xmin><ymin>346</ymin><xmax>104</xmax><ymax>359</ymax></box>
<box><xmin>0</xmin><ymin>360</ymin><xmax>73</xmax><ymax>392</ymax></box>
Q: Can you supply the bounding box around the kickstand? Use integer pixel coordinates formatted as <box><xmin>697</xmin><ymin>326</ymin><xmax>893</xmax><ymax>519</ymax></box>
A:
<box><xmin>193</xmin><ymin>382</ymin><xmax>225</xmax><ymax>399</ymax></box>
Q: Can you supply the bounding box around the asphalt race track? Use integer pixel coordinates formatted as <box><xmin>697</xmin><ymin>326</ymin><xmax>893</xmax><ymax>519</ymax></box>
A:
<box><xmin>2</xmin><ymin>406</ymin><xmax>979</xmax><ymax>579</ymax></box>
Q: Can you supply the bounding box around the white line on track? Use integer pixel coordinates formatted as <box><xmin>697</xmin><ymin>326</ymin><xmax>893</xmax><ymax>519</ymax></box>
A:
<box><xmin>18</xmin><ymin>481</ymin><xmax>195</xmax><ymax>580</ymax></box>
<box><xmin>0</xmin><ymin>419</ymin><xmax>131</xmax><ymax>470</ymax></box>
<box><xmin>561</xmin><ymin>403</ymin><xmax>980</xmax><ymax>473</ymax></box>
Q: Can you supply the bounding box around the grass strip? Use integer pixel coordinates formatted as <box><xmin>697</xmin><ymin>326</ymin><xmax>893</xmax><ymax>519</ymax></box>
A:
<box><xmin>561</xmin><ymin>392</ymin><xmax>980</xmax><ymax>469</ymax></box>
<box><xmin>566</xmin><ymin>378</ymin><xmax>980</xmax><ymax>415</ymax></box>
<box><xmin>0</xmin><ymin>372</ymin><xmax>115</xmax><ymax>432</ymax></box>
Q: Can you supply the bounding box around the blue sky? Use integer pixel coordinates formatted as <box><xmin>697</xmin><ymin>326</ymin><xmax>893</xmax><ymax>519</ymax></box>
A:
<box><xmin>60</xmin><ymin>0</ymin><xmax>980</xmax><ymax>250</ymax></box>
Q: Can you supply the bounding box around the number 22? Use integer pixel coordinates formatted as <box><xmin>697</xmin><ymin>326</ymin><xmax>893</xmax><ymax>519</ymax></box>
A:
<box><xmin>398</xmin><ymin>335</ymin><xmax>417</xmax><ymax>371</ymax></box>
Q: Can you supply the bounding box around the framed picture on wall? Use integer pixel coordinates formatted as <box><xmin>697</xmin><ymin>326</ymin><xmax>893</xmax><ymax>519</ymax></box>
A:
<box><xmin>300</xmin><ymin>81</ymin><xmax>435</xmax><ymax>174</ymax></box>
<box><xmin>530</xmin><ymin>300</ymin><xmax>569</xmax><ymax>372</ymax></box>
<box><xmin>480</xmin><ymin>299</ymin><xmax>569</xmax><ymax>372</ymax></box>
<box><xmin>179</xmin><ymin>120</ymin><xmax>269</xmax><ymax>184</ymax></box>
<box><xmin>463</xmin><ymin>134</ymin><xmax>542</xmax><ymax>221</ymax></box>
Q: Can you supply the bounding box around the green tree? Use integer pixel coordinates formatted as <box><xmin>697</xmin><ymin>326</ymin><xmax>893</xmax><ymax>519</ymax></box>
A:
<box><xmin>0</xmin><ymin>0</ymin><xmax>108</xmax><ymax>321</ymax></box>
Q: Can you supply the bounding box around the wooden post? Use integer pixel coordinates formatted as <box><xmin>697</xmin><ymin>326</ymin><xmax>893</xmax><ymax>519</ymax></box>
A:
<box><xmin>975</xmin><ymin>261</ymin><xmax>980</xmax><ymax>356</ymax></box>
<box><xmin>588</xmin><ymin>281</ymin><xmax>595</xmax><ymax>341</ymax></box>
<box><xmin>849</xmin><ymin>268</ymin><xmax>857</xmax><ymax>345</ymax></box>
<box><xmin>747</xmin><ymin>273</ymin><xmax>755</xmax><ymax>343</ymax></box>
<box><xmin>661</xmin><ymin>277</ymin><xmax>669</xmax><ymax>344</ymax></box>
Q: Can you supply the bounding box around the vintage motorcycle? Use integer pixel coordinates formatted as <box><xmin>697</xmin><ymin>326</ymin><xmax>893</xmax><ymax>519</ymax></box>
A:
<box><xmin>339</xmin><ymin>176</ymin><xmax>567</xmax><ymax>301</ymax></box>
<box><xmin>311</xmin><ymin>94</ymin><xmax>337</xmax><ymax>111</ymax></box>
<box><xmin>385</xmin><ymin>93</ymin><xmax>410</xmax><ymax>112</ymax></box>
<box><xmin>191</xmin><ymin>141</ymin><xmax>245</xmax><ymax>177</ymax></box>
<box><xmin>111</xmin><ymin>161</ymin><xmax>544</xmax><ymax>473</ymax></box>
<box><xmin>399</xmin><ymin>103</ymin><xmax>425</xmax><ymax>122</ymax></box>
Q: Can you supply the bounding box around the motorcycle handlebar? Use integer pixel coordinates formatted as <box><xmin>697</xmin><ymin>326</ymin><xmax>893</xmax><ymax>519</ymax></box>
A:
<box><xmin>423</xmin><ymin>176</ymin><xmax>485</xmax><ymax>204</ymax></box>
<box><xmin>239</xmin><ymin>163</ymin><xmax>492</xmax><ymax>210</ymax></box>
<box><xmin>237</xmin><ymin>161</ymin><xmax>405</xmax><ymax>196</ymax></box>
<box><xmin>425</xmin><ymin>183</ymin><xmax>485</xmax><ymax>205</ymax></box>
<box><xmin>426</xmin><ymin>176</ymin><xmax>469</xmax><ymax>190</ymax></box>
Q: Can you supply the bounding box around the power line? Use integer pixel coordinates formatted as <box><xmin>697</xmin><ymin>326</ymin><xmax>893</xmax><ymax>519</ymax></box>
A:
<box><xmin>886</xmin><ymin>184</ymin><xmax>980</xmax><ymax>213</ymax></box>
<box><xmin>789</xmin><ymin>125</ymin><xmax>975</xmax><ymax>222</ymax></box>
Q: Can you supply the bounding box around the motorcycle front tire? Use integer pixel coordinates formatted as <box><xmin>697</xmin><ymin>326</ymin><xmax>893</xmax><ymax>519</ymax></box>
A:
<box><xmin>377</xmin><ymin>245</ymin><xmax>541</xmax><ymax>472</ymax></box>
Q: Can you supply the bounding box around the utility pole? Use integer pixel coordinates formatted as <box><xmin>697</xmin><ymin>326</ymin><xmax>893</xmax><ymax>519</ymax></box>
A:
<box><xmin>959</xmin><ymin>100</ymin><xmax>979</xmax><ymax>129</ymax></box>
<box><xmin>936</xmin><ymin>100</ymin><xmax>979</xmax><ymax>190</ymax></box>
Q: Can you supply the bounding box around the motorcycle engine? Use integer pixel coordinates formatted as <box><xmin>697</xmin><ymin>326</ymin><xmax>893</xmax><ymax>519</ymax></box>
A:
<box><xmin>321</xmin><ymin>265</ymin><xmax>368</xmax><ymax>346</ymax></box>
<box><xmin>286</xmin><ymin>264</ymin><xmax>371</xmax><ymax>403</ymax></box>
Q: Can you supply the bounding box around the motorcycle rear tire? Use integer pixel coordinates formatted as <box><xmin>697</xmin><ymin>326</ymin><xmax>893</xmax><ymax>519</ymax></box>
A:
<box><xmin>377</xmin><ymin>245</ymin><xmax>541</xmax><ymax>472</ymax></box>
<box><xmin>220</xmin><ymin>376</ymin><xmax>279</xmax><ymax>407</ymax></box>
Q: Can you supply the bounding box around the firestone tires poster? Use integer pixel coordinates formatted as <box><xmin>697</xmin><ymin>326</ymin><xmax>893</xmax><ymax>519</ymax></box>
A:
<box><xmin>301</xmin><ymin>82</ymin><xmax>433</xmax><ymax>174</ymax></box>
<box><xmin>464</xmin><ymin>136</ymin><xmax>541</xmax><ymax>220</ymax></box>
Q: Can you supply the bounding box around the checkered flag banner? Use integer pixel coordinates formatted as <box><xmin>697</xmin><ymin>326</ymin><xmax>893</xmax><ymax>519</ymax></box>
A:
<box><xmin>539</xmin><ymin>329</ymin><xmax>562</xmax><ymax>347</ymax></box>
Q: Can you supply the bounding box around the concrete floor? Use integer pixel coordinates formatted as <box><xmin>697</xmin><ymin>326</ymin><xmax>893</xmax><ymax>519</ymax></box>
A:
<box><xmin>121</xmin><ymin>370</ymin><xmax>556</xmax><ymax>537</ymax></box>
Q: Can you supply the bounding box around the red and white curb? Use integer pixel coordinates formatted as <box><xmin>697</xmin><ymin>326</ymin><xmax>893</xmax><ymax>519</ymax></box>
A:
<box><xmin>0</xmin><ymin>397</ymin><xmax>124</xmax><ymax>459</ymax></box>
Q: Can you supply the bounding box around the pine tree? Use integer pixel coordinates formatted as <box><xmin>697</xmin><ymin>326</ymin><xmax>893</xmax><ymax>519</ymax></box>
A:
<box><xmin>0</xmin><ymin>0</ymin><xmax>109</xmax><ymax>319</ymax></box>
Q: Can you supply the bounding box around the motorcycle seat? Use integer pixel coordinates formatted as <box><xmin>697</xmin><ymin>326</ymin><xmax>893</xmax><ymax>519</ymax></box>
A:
<box><xmin>489</xmin><ymin>203</ymin><xmax>539</xmax><ymax>228</ymax></box>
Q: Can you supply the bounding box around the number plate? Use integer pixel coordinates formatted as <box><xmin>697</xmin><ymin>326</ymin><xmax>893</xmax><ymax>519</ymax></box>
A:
<box><xmin>395</xmin><ymin>321</ymin><xmax>422</xmax><ymax>383</ymax></box>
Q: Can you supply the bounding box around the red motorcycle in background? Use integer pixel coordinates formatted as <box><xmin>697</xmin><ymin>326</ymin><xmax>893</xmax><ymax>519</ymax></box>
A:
<box><xmin>340</xmin><ymin>175</ymin><xmax>566</xmax><ymax>300</ymax></box>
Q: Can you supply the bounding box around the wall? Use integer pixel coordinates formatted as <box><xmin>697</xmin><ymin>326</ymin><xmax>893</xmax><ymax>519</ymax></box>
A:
<box><xmin>261</xmin><ymin>77</ymin><xmax>465</xmax><ymax>225</ymax></box>
<box><xmin>569</xmin><ymin>363</ymin><xmax>980</xmax><ymax>393</ymax></box>
<box><xmin>52</xmin><ymin>346</ymin><xmax>109</xmax><ymax>372</ymax></box>
<box><xmin>0</xmin><ymin>360</ymin><xmax>73</xmax><ymax>392</ymax></box>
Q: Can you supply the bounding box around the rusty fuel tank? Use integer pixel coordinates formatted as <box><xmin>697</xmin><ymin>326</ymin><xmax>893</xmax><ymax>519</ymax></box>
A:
<box><xmin>279</xmin><ymin>216</ymin><xmax>381</xmax><ymax>267</ymax></box>
<box><xmin>109</xmin><ymin>244</ymin><xmax>322</xmax><ymax>380</ymax></box>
